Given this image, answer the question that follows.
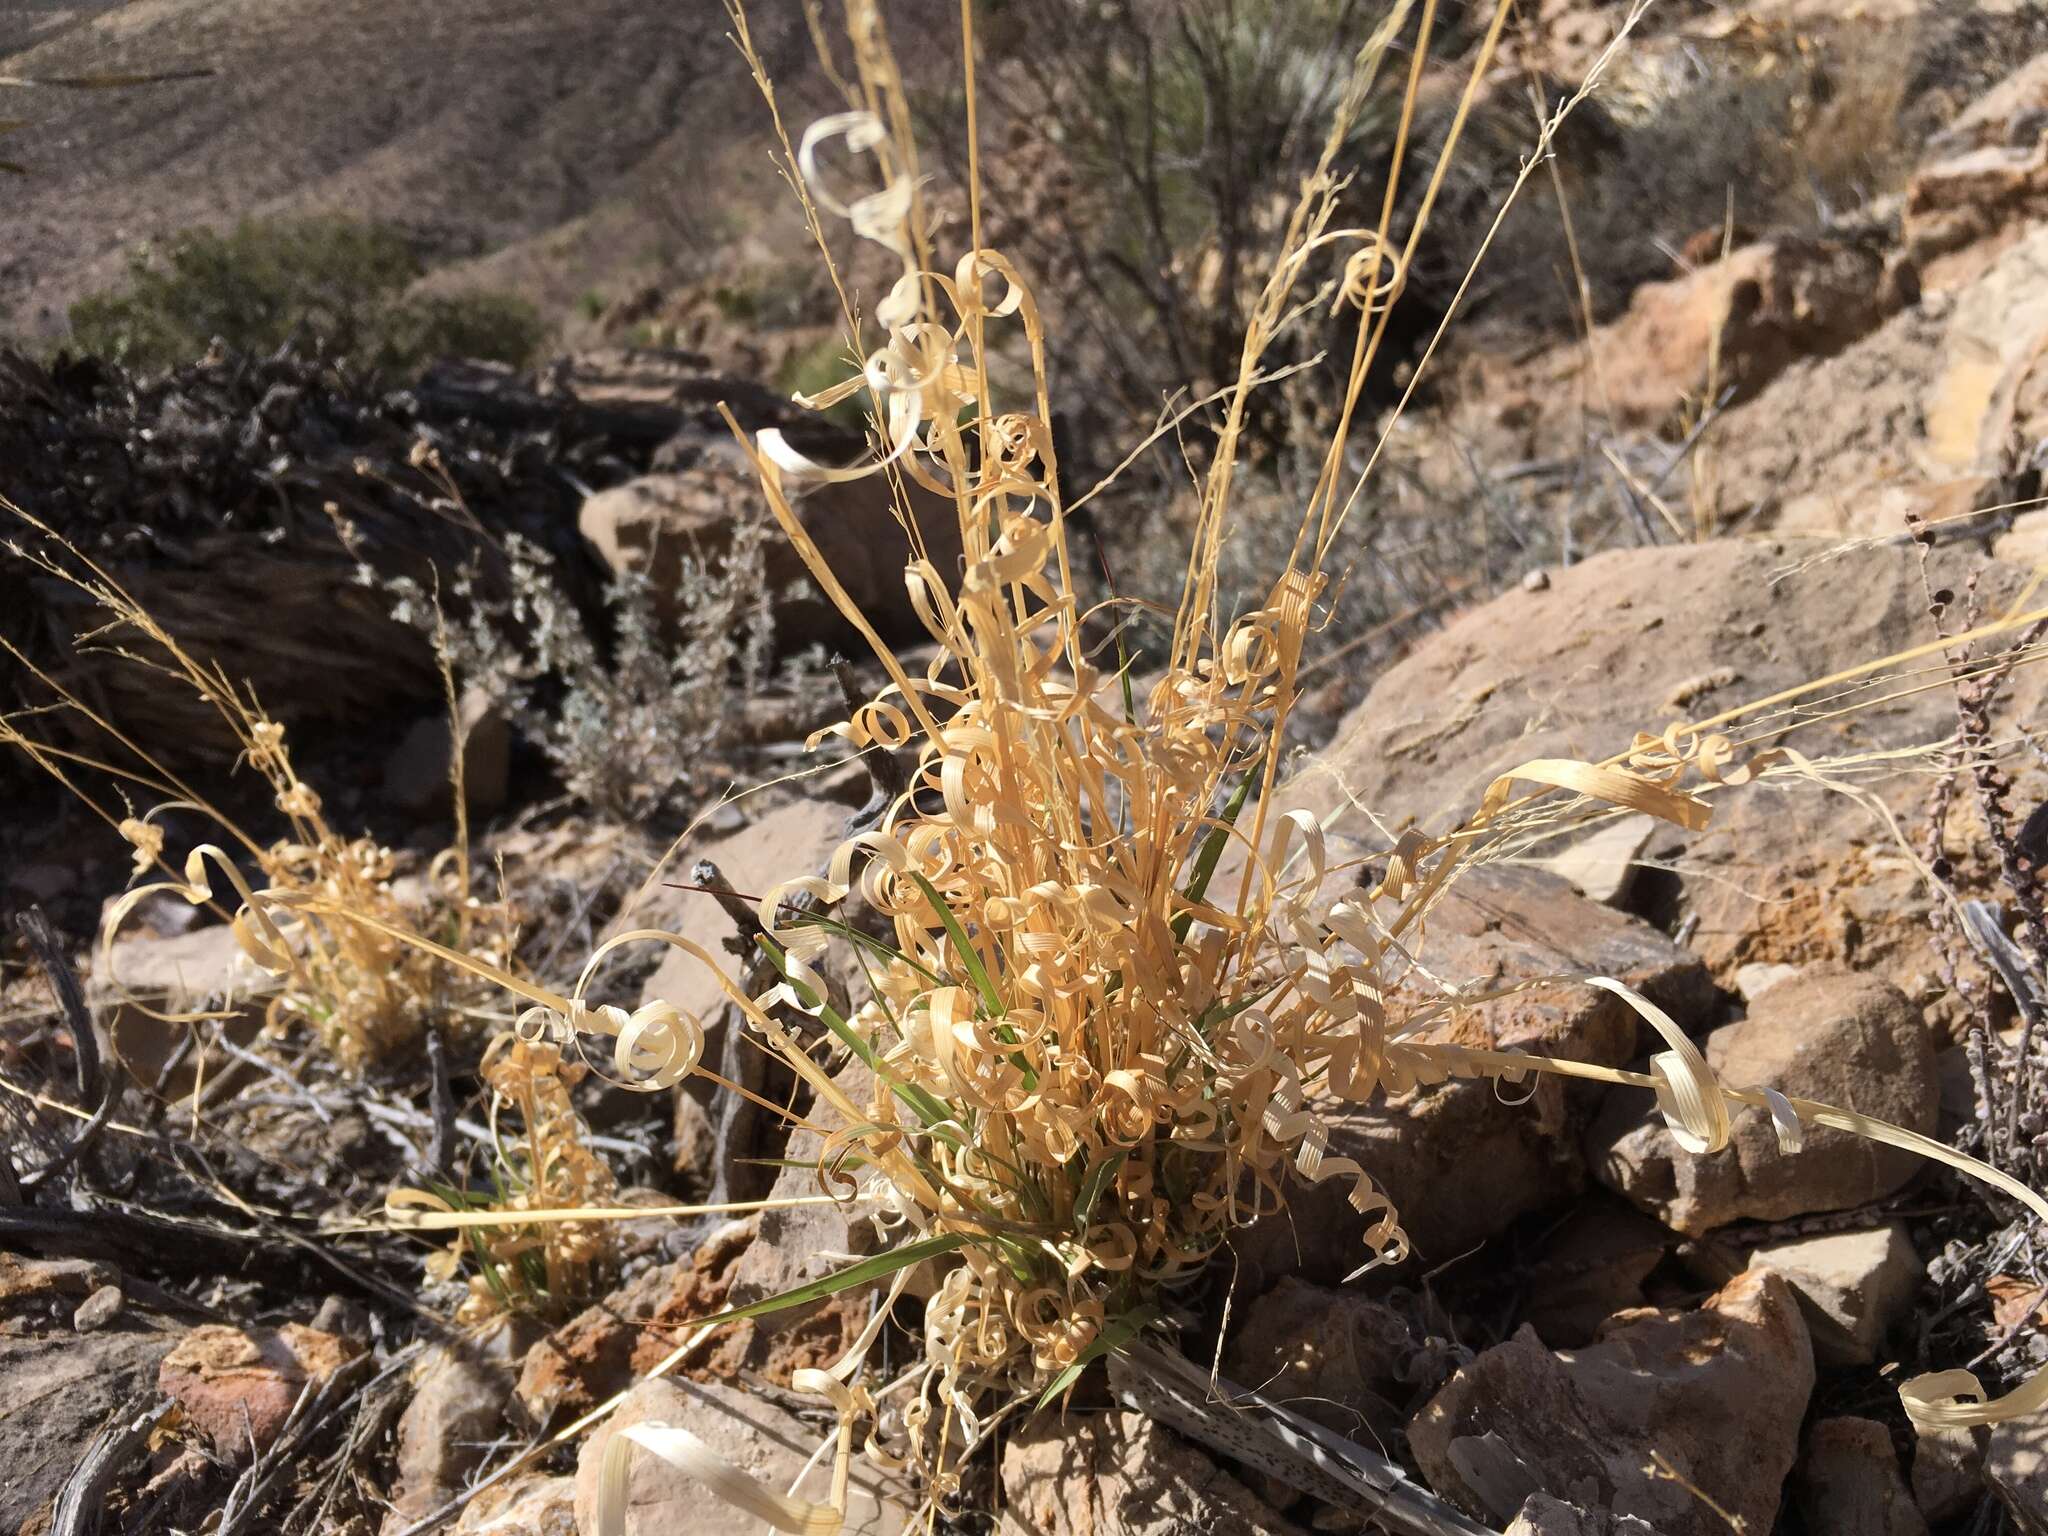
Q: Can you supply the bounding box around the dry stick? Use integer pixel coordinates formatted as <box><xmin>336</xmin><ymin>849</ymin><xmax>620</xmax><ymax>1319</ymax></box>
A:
<box><xmin>51</xmin><ymin>1396</ymin><xmax>174</xmax><ymax>1536</ymax></box>
<box><xmin>424</xmin><ymin>1022</ymin><xmax>456</xmax><ymax>1179</ymax></box>
<box><xmin>16</xmin><ymin>908</ymin><xmax>98</xmax><ymax>1101</ymax></box>
<box><xmin>14</xmin><ymin>907</ymin><xmax>116</xmax><ymax>1190</ymax></box>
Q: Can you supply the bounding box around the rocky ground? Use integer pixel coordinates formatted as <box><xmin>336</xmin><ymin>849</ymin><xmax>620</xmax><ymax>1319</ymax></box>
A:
<box><xmin>6</xmin><ymin>1</ymin><xmax>2048</xmax><ymax>1534</ymax></box>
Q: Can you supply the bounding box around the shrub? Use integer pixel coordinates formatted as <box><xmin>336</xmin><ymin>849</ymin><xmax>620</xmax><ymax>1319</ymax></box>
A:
<box><xmin>67</xmin><ymin>215</ymin><xmax>544</xmax><ymax>375</ymax></box>
<box><xmin>376</xmin><ymin>522</ymin><xmax>816</xmax><ymax>823</ymax></box>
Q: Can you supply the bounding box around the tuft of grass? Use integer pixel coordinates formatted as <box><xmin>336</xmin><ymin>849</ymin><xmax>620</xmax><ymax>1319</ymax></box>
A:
<box><xmin>412</xmin><ymin>1034</ymin><xmax>620</xmax><ymax>1322</ymax></box>
<box><xmin>1</xmin><ymin>510</ymin><xmax>519</xmax><ymax>1071</ymax></box>
<box><xmin>562</xmin><ymin>5</ymin><xmax>2048</xmax><ymax>1525</ymax></box>
<box><xmin>67</xmin><ymin>215</ymin><xmax>545</xmax><ymax>376</ymax></box>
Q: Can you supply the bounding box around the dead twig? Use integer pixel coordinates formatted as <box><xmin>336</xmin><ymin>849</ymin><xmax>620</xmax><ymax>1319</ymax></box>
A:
<box><xmin>51</xmin><ymin>1395</ymin><xmax>176</xmax><ymax>1536</ymax></box>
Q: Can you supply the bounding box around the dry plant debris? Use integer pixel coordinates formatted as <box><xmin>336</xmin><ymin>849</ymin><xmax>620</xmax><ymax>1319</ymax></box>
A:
<box><xmin>560</xmin><ymin>1</ymin><xmax>2048</xmax><ymax>1529</ymax></box>
<box><xmin>8</xmin><ymin>2</ymin><xmax>2048</xmax><ymax>1533</ymax></box>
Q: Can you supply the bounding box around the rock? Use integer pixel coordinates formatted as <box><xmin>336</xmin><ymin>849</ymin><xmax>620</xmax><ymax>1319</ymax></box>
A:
<box><xmin>1733</xmin><ymin>961</ymin><xmax>1799</xmax><ymax>1003</ymax></box>
<box><xmin>1281</xmin><ymin>540</ymin><xmax>2048</xmax><ymax>1033</ymax></box>
<box><xmin>1774</xmin><ymin>475</ymin><xmax>1998</xmax><ymax>542</ymax></box>
<box><xmin>515</xmin><ymin>1259</ymin><xmax>684</xmax><ymax>1428</ymax></box>
<box><xmin>1592</xmin><ymin>966</ymin><xmax>1938</xmax><ymax>1234</ymax></box>
<box><xmin>1519</xmin><ymin>1198</ymin><xmax>1673</xmax><ymax>1347</ymax></box>
<box><xmin>156</xmin><ymin>1322</ymin><xmax>362</xmax><ymax>1456</ymax></box>
<box><xmin>101</xmin><ymin>923</ymin><xmax>272</xmax><ymax>1097</ymax></box>
<box><xmin>0</xmin><ymin>1253</ymin><xmax>117</xmax><ymax>1315</ymax></box>
<box><xmin>1407</xmin><ymin>1267</ymin><xmax>1814</xmax><ymax>1536</ymax></box>
<box><xmin>454</xmin><ymin>1473</ymin><xmax>578</xmax><ymax>1535</ymax></box>
<box><xmin>577</xmin><ymin>450</ymin><xmax>964</xmax><ymax>646</ymax></box>
<box><xmin>72</xmin><ymin>1285</ymin><xmax>124</xmax><ymax>1333</ymax></box>
<box><xmin>1911</xmin><ymin>1421</ymin><xmax>1988</xmax><ymax>1524</ymax></box>
<box><xmin>1507</xmin><ymin>1493</ymin><xmax>1664</xmax><ymax>1536</ymax></box>
<box><xmin>1238</xmin><ymin>865</ymin><xmax>1713</xmax><ymax>1277</ymax></box>
<box><xmin>1701</xmin><ymin>302</ymin><xmax>1951</xmax><ymax>531</ymax></box>
<box><xmin>103</xmin><ymin>922</ymin><xmax>267</xmax><ymax>1005</ymax></box>
<box><xmin>0</xmin><ymin>1327</ymin><xmax>177</xmax><ymax>1529</ymax></box>
<box><xmin>383</xmin><ymin>684</ymin><xmax>511</xmax><ymax>818</ymax></box>
<box><xmin>1795</xmin><ymin>1418</ymin><xmax>1928</xmax><ymax>1536</ymax></box>
<box><xmin>574</xmin><ymin>1377</ymin><xmax>911</xmax><ymax>1536</ymax></box>
<box><xmin>387</xmin><ymin>1318</ymin><xmax>542</xmax><ymax>1527</ymax></box>
<box><xmin>1996</xmin><ymin>509</ymin><xmax>2048</xmax><ymax>567</ymax></box>
<box><xmin>513</xmin><ymin>1219</ymin><xmax>796</xmax><ymax>1428</ymax></box>
<box><xmin>1747</xmin><ymin>1223</ymin><xmax>1923</xmax><ymax>1366</ymax></box>
<box><xmin>629</xmin><ymin>795</ymin><xmax>857</xmax><ymax>1035</ymax></box>
<box><xmin>726</xmin><ymin>1058</ymin><xmax>884</xmax><ymax>1324</ymax></box>
<box><xmin>1221</xmin><ymin>1277</ymin><xmax>1419</xmax><ymax>1446</ymax></box>
<box><xmin>999</xmin><ymin>1409</ymin><xmax>1308</xmax><ymax>1536</ymax></box>
<box><xmin>1926</xmin><ymin>226</ymin><xmax>2048</xmax><ymax>472</ymax></box>
<box><xmin>1595</xmin><ymin>239</ymin><xmax>1899</xmax><ymax>429</ymax></box>
<box><xmin>1907</xmin><ymin>53</ymin><xmax>2048</xmax><ymax>281</ymax></box>
<box><xmin>1987</xmin><ymin>1415</ymin><xmax>2048</xmax><ymax>1535</ymax></box>
<box><xmin>1541</xmin><ymin>814</ymin><xmax>1655</xmax><ymax>907</ymax></box>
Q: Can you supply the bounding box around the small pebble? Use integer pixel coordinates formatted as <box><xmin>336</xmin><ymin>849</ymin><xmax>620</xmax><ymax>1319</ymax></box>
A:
<box><xmin>73</xmin><ymin>1284</ymin><xmax>124</xmax><ymax>1333</ymax></box>
<box><xmin>1521</xmin><ymin>568</ymin><xmax>1550</xmax><ymax>592</ymax></box>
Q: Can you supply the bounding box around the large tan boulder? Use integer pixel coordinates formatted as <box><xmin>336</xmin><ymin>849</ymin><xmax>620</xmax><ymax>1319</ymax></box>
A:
<box><xmin>1925</xmin><ymin>224</ymin><xmax>2048</xmax><ymax>472</ymax></box>
<box><xmin>1408</xmin><ymin>1268</ymin><xmax>1814</xmax><ymax>1536</ymax></box>
<box><xmin>1280</xmin><ymin>539</ymin><xmax>2048</xmax><ymax>1033</ymax></box>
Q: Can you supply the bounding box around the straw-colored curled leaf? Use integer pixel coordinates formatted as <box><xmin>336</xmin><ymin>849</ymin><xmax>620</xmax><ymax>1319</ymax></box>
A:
<box><xmin>1481</xmin><ymin>757</ymin><xmax>1711</xmax><ymax>831</ymax></box>
<box><xmin>601</xmin><ymin>1423</ymin><xmax>841</xmax><ymax>1536</ymax></box>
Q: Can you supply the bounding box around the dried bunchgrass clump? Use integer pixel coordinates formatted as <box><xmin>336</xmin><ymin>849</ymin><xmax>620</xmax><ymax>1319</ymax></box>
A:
<box><xmin>1</xmin><ymin>513</ymin><xmax>518</xmax><ymax>1070</ymax></box>
<box><xmin>552</xmin><ymin>7</ymin><xmax>2048</xmax><ymax>1527</ymax></box>
<box><xmin>24</xmin><ymin>0</ymin><xmax>2032</xmax><ymax>1527</ymax></box>
<box><xmin>402</xmin><ymin>1034</ymin><xmax>619</xmax><ymax>1321</ymax></box>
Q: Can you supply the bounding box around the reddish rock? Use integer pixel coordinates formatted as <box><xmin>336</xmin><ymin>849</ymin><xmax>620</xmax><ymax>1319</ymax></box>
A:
<box><xmin>157</xmin><ymin>1322</ymin><xmax>362</xmax><ymax>1455</ymax></box>
<box><xmin>1595</xmin><ymin>238</ymin><xmax>1901</xmax><ymax>429</ymax></box>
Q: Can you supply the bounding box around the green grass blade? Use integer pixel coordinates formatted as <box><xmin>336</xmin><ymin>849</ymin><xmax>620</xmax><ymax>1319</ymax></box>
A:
<box><xmin>1073</xmin><ymin>1148</ymin><xmax>1128</xmax><ymax>1228</ymax></box>
<box><xmin>907</xmin><ymin>870</ymin><xmax>1003</xmax><ymax>1016</ymax></box>
<box><xmin>751</xmin><ymin>932</ymin><xmax>953</xmax><ymax>1128</ymax></box>
<box><xmin>906</xmin><ymin>870</ymin><xmax>1039</xmax><ymax>1090</ymax></box>
<box><xmin>1171</xmin><ymin>767</ymin><xmax>1258</xmax><ymax>942</ymax></box>
<box><xmin>684</xmin><ymin>1232</ymin><xmax>971</xmax><ymax>1331</ymax></box>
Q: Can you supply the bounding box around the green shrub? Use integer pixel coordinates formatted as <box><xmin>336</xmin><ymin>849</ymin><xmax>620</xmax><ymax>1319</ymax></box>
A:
<box><xmin>68</xmin><ymin>216</ymin><xmax>545</xmax><ymax>375</ymax></box>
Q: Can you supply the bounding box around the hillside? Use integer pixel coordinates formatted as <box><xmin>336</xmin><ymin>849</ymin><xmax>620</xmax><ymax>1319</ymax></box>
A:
<box><xmin>0</xmin><ymin>0</ymin><xmax>947</xmax><ymax>340</ymax></box>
